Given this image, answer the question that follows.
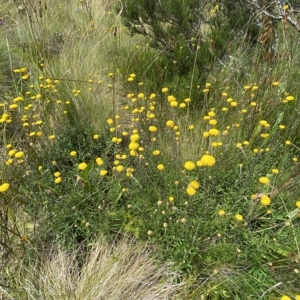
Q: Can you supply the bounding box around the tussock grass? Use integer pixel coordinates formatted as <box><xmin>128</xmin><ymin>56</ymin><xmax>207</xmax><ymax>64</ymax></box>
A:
<box><xmin>3</xmin><ymin>237</ymin><xmax>184</xmax><ymax>300</ymax></box>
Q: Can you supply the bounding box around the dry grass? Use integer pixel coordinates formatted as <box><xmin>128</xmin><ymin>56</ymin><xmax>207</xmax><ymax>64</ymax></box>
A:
<box><xmin>2</xmin><ymin>237</ymin><xmax>185</xmax><ymax>300</ymax></box>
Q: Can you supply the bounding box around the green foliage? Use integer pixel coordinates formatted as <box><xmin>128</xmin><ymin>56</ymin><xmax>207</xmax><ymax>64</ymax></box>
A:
<box><xmin>119</xmin><ymin>0</ymin><xmax>259</xmax><ymax>84</ymax></box>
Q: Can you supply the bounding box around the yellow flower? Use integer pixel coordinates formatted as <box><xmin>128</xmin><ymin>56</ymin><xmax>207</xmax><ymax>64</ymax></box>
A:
<box><xmin>166</xmin><ymin>120</ymin><xmax>175</xmax><ymax>127</ymax></box>
<box><xmin>184</xmin><ymin>161</ymin><xmax>196</xmax><ymax>171</ymax></box>
<box><xmin>157</xmin><ymin>164</ymin><xmax>165</xmax><ymax>171</ymax></box>
<box><xmin>259</xmin><ymin>120</ymin><xmax>268</xmax><ymax>126</ymax></box>
<box><xmin>0</xmin><ymin>183</ymin><xmax>10</xmax><ymax>192</ymax></box>
<box><xmin>93</xmin><ymin>134</ymin><xmax>100</xmax><ymax>139</ymax></box>
<box><xmin>15</xmin><ymin>151</ymin><xmax>24</xmax><ymax>159</ymax></box>
<box><xmin>209</xmin><ymin>119</ymin><xmax>217</xmax><ymax>126</ymax></box>
<box><xmin>54</xmin><ymin>172</ymin><xmax>61</xmax><ymax>177</ymax></box>
<box><xmin>235</xmin><ymin>214</ymin><xmax>243</xmax><ymax>221</ymax></box>
<box><xmin>162</xmin><ymin>87</ymin><xmax>168</xmax><ymax>93</ymax></box>
<box><xmin>218</xmin><ymin>209</ymin><xmax>225</xmax><ymax>216</ymax></box>
<box><xmin>96</xmin><ymin>157</ymin><xmax>104</xmax><ymax>166</ymax></box>
<box><xmin>9</xmin><ymin>104</ymin><xmax>18</xmax><ymax>109</ymax></box>
<box><xmin>21</xmin><ymin>74</ymin><xmax>29</xmax><ymax>80</ymax></box>
<box><xmin>149</xmin><ymin>126</ymin><xmax>158</xmax><ymax>132</ymax></box>
<box><xmin>130</xmin><ymin>133</ymin><xmax>140</xmax><ymax>142</ymax></box>
<box><xmin>272</xmin><ymin>169</ymin><xmax>279</xmax><ymax>174</ymax></box>
<box><xmin>153</xmin><ymin>150</ymin><xmax>160</xmax><ymax>156</ymax></box>
<box><xmin>8</xmin><ymin>149</ymin><xmax>17</xmax><ymax>156</ymax></box>
<box><xmin>100</xmin><ymin>170</ymin><xmax>108</xmax><ymax>176</ymax></box>
<box><xmin>189</xmin><ymin>180</ymin><xmax>200</xmax><ymax>190</ymax></box>
<box><xmin>285</xmin><ymin>140</ymin><xmax>291</xmax><ymax>145</ymax></box>
<box><xmin>208</xmin><ymin>128</ymin><xmax>219</xmax><ymax>136</ymax></box>
<box><xmin>129</xmin><ymin>142</ymin><xmax>139</xmax><ymax>150</ymax></box>
<box><xmin>196</xmin><ymin>160</ymin><xmax>203</xmax><ymax>167</ymax></box>
<box><xmin>55</xmin><ymin>177</ymin><xmax>62</xmax><ymax>184</ymax></box>
<box><xmin>78</xmin><ymin>162</ymin><xmax>87</xmax><ymax>171</ymax></box>
<box><xmin>259</xmin><ymin>177</ymin><xmax>269</xmax><ymax>184</ymax></box>
<box><xmin>296</xmin><ymin>201</ymin><xmax>300</xmax><ymax>208</ymax></box>
<box><xmin>260</xmin><ymin>195</ymin><xmax>271</xmax><ymax>206</ymax></box>
<box><xmin>186</xmin><ymin>186</ymin><xmax>196</xmax><ymax>196</ymax></box>
<box><xmin>200</xmin><ymin>154</ymin><xmax>216</xmax><ymax>167</ymax></box>
<box><xmin>70</xmin><ymin>151</ymin><xmax>77</xmax><ymax>157</ymax></box>
<box><xmin>285</xmin><ymin>96</ymin><xmax>294</xmax><ymax>101</ymax></box>
<box><xmin>49</xmin><ymin>135</ymin><xmax>56</xmax><ymax>140</ymax></box>
<box><xmin>116</xmin><ymin>165</ymin><xmax>124</xmax><ymax>172</ymax></box>
<box><xmin>281</xmin><ymin>296</ymin><xmax>292</xmax><ymax>300</ymax></box>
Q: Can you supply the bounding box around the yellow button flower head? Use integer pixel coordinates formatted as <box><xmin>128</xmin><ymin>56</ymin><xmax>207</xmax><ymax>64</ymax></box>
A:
<box><xmin>78</xmin><ymin>162</ymin><xmax>87</xmax><ymax>171</ymax></box>
<box><xmin>281</xmin><ymin>296</ymin><xmax>292</xmax><ymax>300</ymax></box>
<box><xmin>54</xmin><ymin>171</ymin><xmax>61</xmax><ymax>177</ymax></box>
<box><xmin>208</xmin><ymin>128</ymin><xmax>219</xmax><ymax>136</ymax></box>
<box><xmin>162</xmin><ymin>87</ymin><xmax>168</xmax><ymax>93</ymax></box>
<box><xmin>167</xmin><ymin>95</ymin><xmax>176</xmax><ymax>102</ymax></box>
<box><xmin>189</xmin><ymin>180</ymin><xmax>200</xmax><ymax>190</ymax></box>
<box><xmin>93</xmin><ymin>134</ymin><xmax>99</xmax><ymax>140</ymax></box>
<box><xmin>55</xmin><ymin>177</ymin><xmax>62</xmax><ymax>184</ymax></box>
<box><xmin>184</xmin><ymin>161</ymin><xmax>196</xmax><ymax>171</ymax></box>
<box><xmin>296</xmin><ymin>201</ymin><xmax>300</xmax><ymax>208</ymax></box>
<box><xmin>96</xmin><ymin>157</ymin><xmax>104</xmax><ymax>166</ymax></box>
<box><xmin>149</xmin><ymin>126</ymin><xmax>158</xmax><ymax>132</ymax></box>
<box><xmin>260</xmin><ymin>195</ymin><xmax>271</xmax><ymax>206</ymax></box>
<box><xmin>70</xmin><ymin>151</ymin><xmax>77</xmax><ymax>157</ymax></box>
<box><xmin>218</xmin><ymin>209</ymin><xmax>225</xmax><ymax>216</ymax></box>
<box><xmin>8</xmin><ymin>149</ymin><xmax>17</xmax><ymax>156</ymax></box>
<box><xmin>116</xmin><ymin>165</ymin><xmax>124</xmax><ymax>172</ymax></box>
<box><xmin>285</xmin><ymin>96</ymin><xmax>294</xmax><ymax>101</ymax></box>
<box><xmin>259</xmin><ymin>120</ymin><xmax>268</xmax><ymax>126</ymax></box>
<box><xmin>259</xmin><ymin>176</ymin><xmax>269</xmax><ymax>184</ymax></box>
<box><xmin>0</xmin><ymin>183</ymin><xmax>10</xmax><ymax>192</ymax></box>
<box><xmin>157</xmin><ymin>164</ymin><xmax>164</xmax><ymax>171</ymax></box>
<box><xmin>235</xmin><ymin>214</ymin><xmax>243</xmax><ymax>221</ymax></box>
<box><xmin>100</xmin><ymin>170</ymin><xmax>108</xmax><ymax>176</ymax></box>
<box><xmin>166</xmin><ymin>120</ymin><xmax>175</xmax><ymax>128</ymax></box>
<box><xmin>153</xmin><ymin>150</ymin><xmax>160</xmax><ymax>156</ymax></box>
<box><xmin>186</xmin><ymin>186</ymin><xmax>196</xmax><ymax>196</ymax></box>
<box><xmin>200</xmin><ymin>154</ymin><xmax>216</xmax><ymax>167</ymax></box>
<box><xmin>209</xmin><ymin>119</ymin><xmax>217</xmax><ymax>126</ymax></box>
<box><xmin>272</xmin><ymin>169</ymin><xmax>279</xmax><ymax>174</ymax></box>
<box><xmin>129</xmin><ymin>142</ymin><xmax>139</xmax><ymax>150</ymax></box>
<box><xmin>15</xmin><ymin>151</ymin><xmax>24</xmax><ymax>159</ymax></box>
<box><xmin>130</xmin><ymin>133</ymin><xmax>140</xmax><ymax>142</ymax></box>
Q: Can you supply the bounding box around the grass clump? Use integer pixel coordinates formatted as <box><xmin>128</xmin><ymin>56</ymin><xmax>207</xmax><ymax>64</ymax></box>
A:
<box><xmin>3</xmin><ymin>237</ymin><xmax>184</xmax><ymax>300</ymax></box>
